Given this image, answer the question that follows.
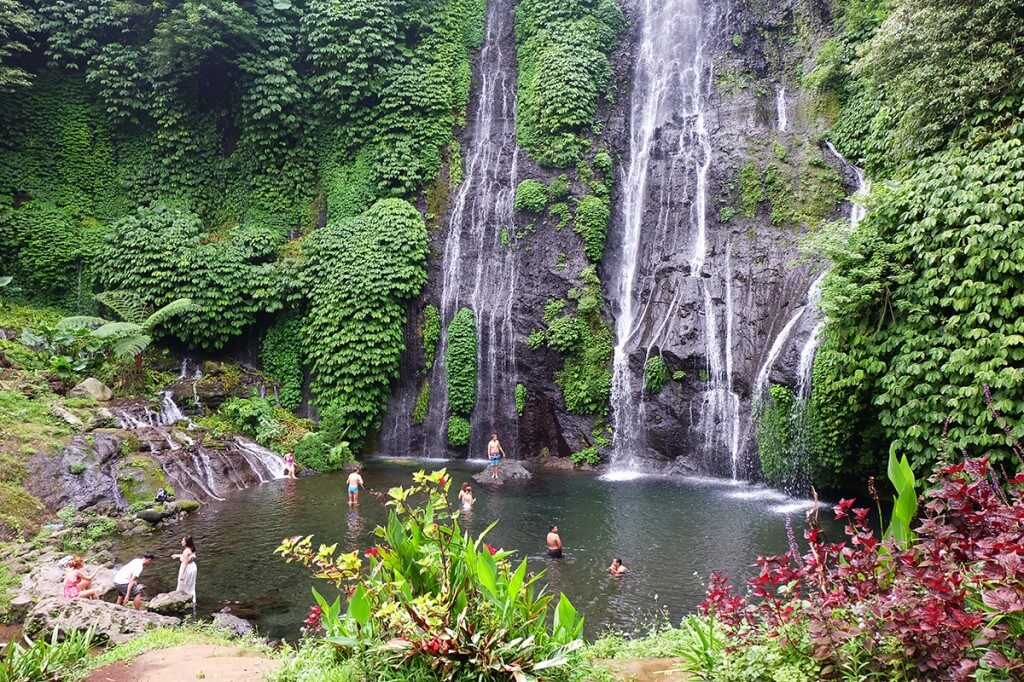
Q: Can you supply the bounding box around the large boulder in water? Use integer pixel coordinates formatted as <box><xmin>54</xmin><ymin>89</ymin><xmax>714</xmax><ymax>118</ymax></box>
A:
<box><xmin>472</xmin><ymin>459</ymin><xmax>533</xmax><ymax>485</ymax></box>
<box><xmin>148</xmin><ymin>590</ymin><xmax>194</xmax><ymax>616</ymax></box>
<box><xmin>25</xmin><ymin>596</ymin><xmax>180</xmax><ymax>644</ymax></box>
<box><xmin>69</xmin><ymin>378</ymin><xmax>113</xmax><ymax>402</ymax></box>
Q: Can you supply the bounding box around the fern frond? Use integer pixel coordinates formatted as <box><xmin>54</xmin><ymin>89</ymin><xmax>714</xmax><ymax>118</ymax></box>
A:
<box><xmin>58</xmin><ymin>316</ymin><xmax>107</xmax><ymax>329</ymax></box>
<box><xmin>110</xmin><ymin>334</ymin><xmax>151</xmax><ymax>359</ymax></box>
<box><xmin>94</xmin><ymin>290</ymin><xmax>148</xmax><ymax>324</ymax></box>
<box><xmin>92</xmin><ymin>322</ymin><xmax>144</xmax><ymax>339</ymax></box>
<box><xmin>145</xmin><ymin>298</ymin><xmax>195</xmax><ymax>330</ymax></box>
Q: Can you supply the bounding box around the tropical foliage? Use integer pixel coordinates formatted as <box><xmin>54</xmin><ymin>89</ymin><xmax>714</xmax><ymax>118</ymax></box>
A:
<box><xmin>276</xmin><ymin>469</ymin><xmax>587</xmax><ymax>680</ymax></box>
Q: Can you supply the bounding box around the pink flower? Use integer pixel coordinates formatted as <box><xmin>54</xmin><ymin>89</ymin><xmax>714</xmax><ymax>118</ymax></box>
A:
<box><xmin>485</xmin><ymin>544</ymin><xmax>497</xmax><ymax>555</ymax></box>
<box><xmin>365</xmin><ymin>547</ymin><xmax>380</xmax><ymax>559</ymax></box>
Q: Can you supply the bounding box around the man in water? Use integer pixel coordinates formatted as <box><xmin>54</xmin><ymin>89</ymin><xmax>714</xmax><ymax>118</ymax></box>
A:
<box><xmin>546</xmin><ymin>524</ymin><xmax>563</xmax><ymax>559</ymax></box>
<box><xmin>114</xmin><ymin>551</ymin><xmax>154</xmax><ymax>610</ymax></box>
<box><xmin>487</xmin><ymin>433</ymin><xmax>505</xmax><ymax>480</ymax></box>
<box><xmin>608</xmin><ymin>557</ymin><xmax>627</xmax><ymax>576</ymax></box>
<box><xmin>346</xmin><ymin>465</ymin><xmax>364</xmax><ymax>506</ymax></box>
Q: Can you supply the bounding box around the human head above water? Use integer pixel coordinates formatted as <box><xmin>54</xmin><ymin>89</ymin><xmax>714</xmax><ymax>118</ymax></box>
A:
<box><xmin>143</xmin><ymin>551</ymin><xmax>155</xmax><ymax>563</ymax></box>
<box><xmin>462</xmin><ymin>482</ymin><xmax>471</xmax><ymax>492</ymax></box>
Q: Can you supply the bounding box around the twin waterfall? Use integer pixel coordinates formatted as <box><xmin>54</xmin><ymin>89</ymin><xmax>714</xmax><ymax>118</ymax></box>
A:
<box><xmin>427</xmin><ymin>0</ymin><xmax>520</xmax><ymax>456</ymax></box>
<box><xmin>607</xmin><ymin>0</ymin><xmax>743</xmax><ymax>475</ymax></box>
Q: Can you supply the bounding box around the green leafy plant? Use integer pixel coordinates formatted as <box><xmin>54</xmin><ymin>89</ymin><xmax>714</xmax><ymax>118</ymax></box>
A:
<box><xmin>515</xmin><ymin>383</ymin><xmax>526</xmax><ymax>416</ymax></box>
<box><xmin>421</xmin><ymin>305</ymin><xmax>441</xmax><ymax>370</ymax></box>
<box><xmin>0</xmin><ymin>626</ymin><xmax>95</xmax><ymax>681</ymax></box>
<box><xmin>571</xmin><ymin>446</ymin><xmax>600</xmax><ymax>467</ymax></box>
<box><xmin>644</xmin><ymin>356</ymin><xmax>669</xmax><ymax>394</ymax></box>
<box><xmin>276</xmin><ymin>470</ymin><xmax>585</xmax><ymax>678</ymax></box>
<box><xmin>885</xmin><ymin>447</ymin><xmax>917</xmax><ymax>545</ymax></box>
<box><xmin>412</xmin><ymin>381</ymin><xmax>430</xmax><ymax>425</ymax></box>
<box><xmin>574</xmin><ymin>194</ymin><xmax>610</xmax><ymax>262</ymax></box>
<box><xmin>514</xmin><ymin>179</ymin><xmax>547</xmax><ymax>213</ymax></box>
<box><xmin>261</xmin><ymin>316</ymin><xmax>304</xmax><ymax>412</ymax></box>
<box><xmin>445</xmin><ymin>307</ymin><xmax>477</xmax><ymax>418</ymax></box>
<box><xmin>447</xmin><ymin>414</ymin><xmax>470</xmax><ymax>447</ymax></box>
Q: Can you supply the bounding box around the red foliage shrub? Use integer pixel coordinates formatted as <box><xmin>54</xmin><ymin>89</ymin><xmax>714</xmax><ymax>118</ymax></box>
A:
<box><xmin>701</xmin><ymin>458</ymin><xmax>1024</xmax><ymax>680</ymax></box>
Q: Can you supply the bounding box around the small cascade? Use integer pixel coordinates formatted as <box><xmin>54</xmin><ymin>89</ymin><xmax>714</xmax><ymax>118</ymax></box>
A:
<box><xmin>796</xmin><ymin>321</ymin><xmax>825</xmax><ymax>399</ymax></box>
<box><xmin>424</xmin><ymin>0</ymin><xmax>520</xmax><ymax>456</ymax></box>
<box><xmin>232</xmin><ymin>438</ymin><xmax>288</xmax><ymax>481</ymax></box>
<box><xmin>776</xmin><ymin>86</ymin><xmax>787</xmax><ymax>132</ymax></box>
<box><xmin>158</xmin><ymin>390</ymin><xmax>187</xmax><ymax>426</ymax></box>
<box><xmin>751</xmin><ymin>271</ymin><xmax>826</xmax><ymax>403</ymax></box>
<box><xmin>608</xmin><ymin>0</ymin><xmax>729</xmax><ymax>473</ymax></box>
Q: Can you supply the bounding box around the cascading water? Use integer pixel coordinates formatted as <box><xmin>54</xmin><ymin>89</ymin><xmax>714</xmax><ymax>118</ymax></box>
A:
<box><xmin>776</xmin><ymin>86</ymin><xmax>787</xmax><ymax>132</ymax></box>
<box><xmin>607</xmin><ymin>0</ymin><xmax>735</xmax><ymax>474</ymax></box>
<box><xmin>425</xmin><ymin>0</ymin><xmax>520</xmax><ymax>457</ymax></box>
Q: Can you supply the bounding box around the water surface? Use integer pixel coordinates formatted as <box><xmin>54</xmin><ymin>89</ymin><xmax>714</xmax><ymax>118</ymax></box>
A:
<box><xmin>119</xmin><ymin>460</ymin><xmax>830</xmax><ymax>640</ymax></box>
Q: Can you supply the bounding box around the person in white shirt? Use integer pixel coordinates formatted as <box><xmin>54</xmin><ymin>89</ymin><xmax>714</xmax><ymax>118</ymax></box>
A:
<box><xmin>114</xmin><ymin>552</ymin><xmax>154</xmax><ymax>610</ymax></box>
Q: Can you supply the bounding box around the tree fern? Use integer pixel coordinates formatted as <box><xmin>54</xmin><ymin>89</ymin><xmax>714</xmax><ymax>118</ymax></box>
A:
<box><xmin>94</xmin><ymin>290</ymin><xmax>149</xmax><ymax>325</ymax></box>
<box><xmin>145</xmin><ymin>298</ymin><xmax>195</xmax><ymax>331</ymax></box>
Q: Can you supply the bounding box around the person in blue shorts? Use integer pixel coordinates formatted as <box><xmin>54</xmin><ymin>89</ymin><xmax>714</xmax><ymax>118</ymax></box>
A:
<box><xmin>346</xmin><ymin>465</ymin><xmax>364</xmax><ymax>506</ymax></box>
<box><xmin>487</xmin><ymin>433</ymin><xmax>505</xmax><ymax>480</ymax></box>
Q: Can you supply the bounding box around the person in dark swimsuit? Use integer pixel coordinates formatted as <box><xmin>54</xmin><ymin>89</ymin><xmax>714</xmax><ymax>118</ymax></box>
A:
<box><xmin>546</xmin><ymin>524</ymin><xmax>563</xmax><ymax>559</ymax></box>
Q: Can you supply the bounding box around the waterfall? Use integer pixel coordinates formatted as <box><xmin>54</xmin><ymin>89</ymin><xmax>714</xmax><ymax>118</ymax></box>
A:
<box><xmin>776</xmin><ymin>86</ymin><xmax>787</xmax><ymax>132</ymax></box>
<box><xmin>608</xmin><ymin>0</ymin><xmax>724</xmax><ymax>471</ymax></box>
<box><xmin>427</xmin><ymin>0</ymin><xmax>520</xmax><ymax>456</ymax></box>
<box><xmin>158</xmin><ymin>390</ymin><xmax>187</xmax><ymax>426</ymax></box>
<box><xmin>796</xmin><ymin>321</ymin><xmax>824</xmax><ymax>399</ymax></box>
<box><xmin>232</xmin><ymin>438</ymin><xmax>288</xmax><ymax>481</ymax></box>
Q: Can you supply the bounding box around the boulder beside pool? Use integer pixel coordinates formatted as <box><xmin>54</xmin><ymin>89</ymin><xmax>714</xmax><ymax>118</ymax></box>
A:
<box><xmin>25</xmin><ymin>596</ymin><xmax>180</xmax><ymax>644</ymax></box>
<box><xmin>472</xmin><ymin>459</ymin><xmax>533</xmax><ymax>485</ymax></box>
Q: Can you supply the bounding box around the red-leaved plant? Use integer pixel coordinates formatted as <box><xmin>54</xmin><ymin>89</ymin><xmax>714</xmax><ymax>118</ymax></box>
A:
<box><xmin>701</xmin><ymin>457</ymin><xmax>1024</xmax><ymax>680</ymax></box>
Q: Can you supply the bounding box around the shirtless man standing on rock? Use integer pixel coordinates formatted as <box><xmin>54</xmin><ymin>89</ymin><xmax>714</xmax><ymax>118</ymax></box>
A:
<box><xmin>487</xmin><ymin>433</ymin><xmax>505</xmax><ymax>480</ymax></box>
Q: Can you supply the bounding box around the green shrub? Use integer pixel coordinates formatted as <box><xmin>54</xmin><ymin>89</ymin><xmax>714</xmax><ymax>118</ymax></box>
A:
<box><xmin>422</xmin><ymin>304</ymin><xmax>441</xmax><ymax>368</ymax></box>
<box><xmin>575</xmin><ymin>194</ymin><xmax>610</xmax><ymax>262</ymax></box>
<box><xmin>220</xmin><ymin>395</ymin><xmax>284</xmax><ymax>447</ymax></box>
<box><xmin>303</xmin><ymin>199</ymin><xmax>429</xmax><ymax>452</ymax></box>
<box><xmin>515</xmin><ymin>383</ymin><xmax>526</xmax><ymax>416</ymax></box>
<box><xmin>644</xmin><ymin>356</ymin><xmax>669</xmax><ymax>394</ymax></box>
<box><xmin>738</xmin><ymin>163</ymin><xmax>763</xmax><ymax>218</ymax></box>
<box><xmin>275</xmin><ymin>470</ymin><xmax>587</xmax><ymax>679</ymax></box>
<box><xmin>261</xmin><ymin>315</ymin><xmax>304</xmax><ymax>412</ymax></box>
<box><xmin>592</xmin><ymin>150</ymin><xmax>612</xmax><ymax>178</ymax></box>
<box><xmin>447</xmin><ymin>415</ymin><xmax>470</xmax><ymax>447</ymax></box>
<box><xmin>69</xmin><ymin>463</ymin><xmax>86</xmax><ymax>475</ymax></box>
<box><xmin>412</xmin><ymin>381</ymin><xmax>430</xmax><ymax>425</ymax></box>
<box><xmin>571</xmin><ymin>446</ymin><xmax>600</xmax><ymax>467</ymax></box>
<box><xmin>547</xmin><ymin>174</ymin><xmax>570</xmax><ymax>201</ymax></box>
<box><xmin>526</xmin><ymin>330</ymin><xmax>546</xmax><ymax>350</ymax></box>
<box><xmin>514</xmin><ymin>179</ymin><xmax>547</xmax><ymax>213</ymax></box>
<box><xmin>515</xmin><ymin>0</ymin><xmax>624</xmax><ymax>166</ymax></box>
<box><xmin>0</xmin><ymin>626</ymin><xmax>96</xmax><ymax>680</ymax></box>
<box><xmin>445</xmin><ymin>307</ymin><xmax>477</xmax><ymax>416</ymax></box>
<box><xmin>293</xmin><ymin>432</ymin><xmax>350</xmax><ymax>473</ymax></box>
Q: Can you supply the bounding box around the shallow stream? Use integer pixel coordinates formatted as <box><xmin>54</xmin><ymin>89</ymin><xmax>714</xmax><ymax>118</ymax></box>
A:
<box><xmin>118</xmin><ymin>460</ymin><xmax>834</xmax><ymax>640</ymax></box>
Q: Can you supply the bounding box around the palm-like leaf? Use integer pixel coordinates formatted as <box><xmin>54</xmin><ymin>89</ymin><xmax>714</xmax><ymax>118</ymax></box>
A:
<box><xmin>94</xmin><ymin>290</ymin><xmax>148</xmax><ymax>325</ymax></box>
<box><xmin>92</xmin><ymin>321</ymin><xmax>145</xmax><ymax>339</ymax></box>
<box><xmin>57</xmin><ymin>316</ymin><xmax>108</xmax><ymax>330</ymax></box>
<box><xmin>110</xmin><ymin>334</ymin><xmax>152</xmax><ymax>359</ymax></box>
<box><xmin>0</xmin><ymin>276</ymin><xmax>11</xmax><ymax>287</ymax></box>
<box><xmin>144</xmin><ymin>298</ymin><xmax>195</xmax><ymax>331</ymax></box>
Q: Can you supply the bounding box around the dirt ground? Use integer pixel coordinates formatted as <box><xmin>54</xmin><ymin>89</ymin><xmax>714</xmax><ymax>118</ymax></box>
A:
<box><xmin>84</xmin><ymin>644</ymin><xmax>281</xmax><ymax>682</ymax></box>
<box><xmin>597</xmin><ymin>657</ymin><xmax>691</xmax><ymax>681</ymax></box>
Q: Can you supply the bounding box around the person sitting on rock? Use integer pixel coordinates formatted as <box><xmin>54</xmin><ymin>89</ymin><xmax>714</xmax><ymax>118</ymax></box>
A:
<box><xmin>114</xmin><ymin>552</ymin><xmax>153</xmax><ymax>610</ymax></box>
<box><xmin>63</xmin><ymin>556</ymin><xmax>100</xmax><ymax>600</ymax></box>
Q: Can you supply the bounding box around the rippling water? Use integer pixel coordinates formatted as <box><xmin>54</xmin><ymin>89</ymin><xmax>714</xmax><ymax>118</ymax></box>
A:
<box><xmin>118</xmin><ymin>459</ymin><xmax>833</xmax><ymax>640</ymax></box>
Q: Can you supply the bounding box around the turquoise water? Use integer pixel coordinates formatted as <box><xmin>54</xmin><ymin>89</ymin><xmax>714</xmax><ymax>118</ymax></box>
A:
<box><xmin>119</xmin><ymin>459</ymin><xmax>832</xmax><ymax>640</ymax></box>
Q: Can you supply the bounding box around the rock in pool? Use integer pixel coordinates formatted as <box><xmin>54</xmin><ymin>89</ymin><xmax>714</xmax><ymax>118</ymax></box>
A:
<box><xmin>213</xmin><ymin>611</ymin><xmax>255</xmax><ymax>637</ymax></box>
<box><xmin>148</xmin><ymin>590</ymin><xmax>195</xmax><ymax>616</ymax></box>
<box><xmin>472</xmin><ymin>459</ymin><xmax>533</xmax><ymax>485</ymax></box>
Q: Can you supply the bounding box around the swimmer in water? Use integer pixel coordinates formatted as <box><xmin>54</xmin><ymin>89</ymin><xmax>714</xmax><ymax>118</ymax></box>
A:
<box><xmin>346</xmin><ymin>465</ymin><xmax>364</xmax><ymax>506</ymax></box>
<box><xmin>608</xmin><ymin>557</ymin><xmax>627</xmax><ymax>576</ymax></box>
<box><xmin>546</xmin><ymin>524</ymin><xmax>563</xmax><ymax>559</ymax></box>
<box><xmin>458</xmin><ymin>482</ymin><xmax>475</xmax><ymax>510</ymax></box>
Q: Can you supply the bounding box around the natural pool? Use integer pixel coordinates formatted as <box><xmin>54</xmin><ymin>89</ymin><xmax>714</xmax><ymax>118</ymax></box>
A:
<box><xmin>119</xmin><ymin>459</ymin><xmax>833</xmax><ymax>640</ymax></box>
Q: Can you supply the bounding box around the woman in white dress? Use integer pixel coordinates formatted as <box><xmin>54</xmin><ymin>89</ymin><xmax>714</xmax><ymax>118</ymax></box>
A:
<box><xmin>174</xmin><ymin>535</ymin><xmax>198</xmax><ymax>606</ymax></box>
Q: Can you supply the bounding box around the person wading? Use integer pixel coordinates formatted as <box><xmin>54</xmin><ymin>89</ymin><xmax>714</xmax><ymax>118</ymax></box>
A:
<box><xmin>546</xmin><ymin>524</ymin><xmax>563</xmax><ymax>559</ymax></box>
<box><xmin>346</xmin><ymin>465</ymin><xmax>364</xmax><ymax>506</ymax></box>
<box><xmin>487</xmin><ymin>434</ymin><xmax>506</xmax><ymax>480</ymax></box>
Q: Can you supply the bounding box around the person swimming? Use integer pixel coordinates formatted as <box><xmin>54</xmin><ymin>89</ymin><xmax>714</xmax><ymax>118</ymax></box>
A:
<box><xmin>346</xmin><ymin>465</ymin><xmax>364</xmax><ymax>506</ymax></box>
<box><xmin>546</xmin><ymin>524</ymin><xmax>563</xmax><ymax>559</ymax></box>
<box><xmin>458</xmin><ymin>482</ymin><xmax>475</xmax><ymax>510</ymax></box>
<box><xmin>608</xmin><ymin>557</ymin><xmax>627</xmax><ymax>576</ymax></box>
